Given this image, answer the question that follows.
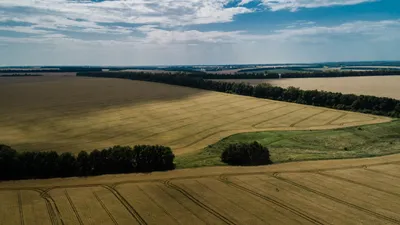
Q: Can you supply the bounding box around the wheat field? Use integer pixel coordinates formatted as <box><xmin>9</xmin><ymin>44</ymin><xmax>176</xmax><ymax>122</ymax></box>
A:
<box><xmin>0</xmin><ymin>76</ymin><xmax>390</xmax><ymax>155</ymax></box>
<box><xmin>0</xmin><ymin>153</ymin><xmax>399</xmax><ymax>225</ymax></box>
<box><xmin>212</xmin><ymin>76</ymin><xmax>400</xmax><ymax>100</ymax></box>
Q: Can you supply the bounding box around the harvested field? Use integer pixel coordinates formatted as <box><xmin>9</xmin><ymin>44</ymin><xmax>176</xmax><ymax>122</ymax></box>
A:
<box><xmin>0</xmin><ymin>154</ymin><xmax>400</xmax><ymax>224</ymax></box>
<box><xmin>212</xmin><ymin>76</ymin><xmax>400</xmax><ymax>99</ymax></box>
<box><xmin>0</xmin><ymin>76</ymin><xmax>390</xmax><ymax>155</ymax></box>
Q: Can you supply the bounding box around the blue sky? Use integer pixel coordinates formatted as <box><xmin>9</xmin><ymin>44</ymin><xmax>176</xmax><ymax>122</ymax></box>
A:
<box><xmin>0</xmin><ymin>0</ymin><xmax>399</xmax><ymax>66</ymax></box>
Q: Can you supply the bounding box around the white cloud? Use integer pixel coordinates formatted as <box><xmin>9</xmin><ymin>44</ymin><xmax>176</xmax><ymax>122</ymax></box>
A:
<box><xmin>0</xmin><ymin>26</ymin><xmax>51</xmax><ymax>34</ymax></box>
<box><xmin>0</xmin><ymin>0</ymin><xmax>398</xmax><ymax>65</ymax></box>
<box><xmin>271</xmin><ymin>20</ymin><xmax>400</xmax><ymax>40</ymax></box>
<box><xmin>238</xmin><ymin>0</ymin><xmax>253</xmax><ymax>6</ymax></box>
<box><xmin>262</xmin><ymin>0</ymin><xmax>376</xmax><ymax>11</ymax></box>
<box><xmin>136</xmin><ymin>26</ymin><xmax>243</xmax><ymax>44</ymax></box>
<box><xmin>0</xmin><ymin>0</ymin><xmax>381</xmax><ymax>40</ymax></box>
<box><xmin>0</xmin><ymin>0</ymin><xmax>252</xmax><ymax>27</ymax></box>
<box><xmin>1</xmin><ymin>19</ymin><xmax>399</xmax><ymax>46</ymax></box>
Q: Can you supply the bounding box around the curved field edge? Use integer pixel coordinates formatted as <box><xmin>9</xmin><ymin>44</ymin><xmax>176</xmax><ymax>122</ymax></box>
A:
<box><xmin>175</xmin><ymin>119</ymin><xmax>400</xmax><ymax>169</ymax></box>
<box><xmin>173</xmin><ymin>113</ymin><xmax>391</xmax><ymax>156</ymax></box>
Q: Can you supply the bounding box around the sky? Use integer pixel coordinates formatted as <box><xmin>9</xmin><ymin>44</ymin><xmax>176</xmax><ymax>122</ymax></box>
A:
<box><xmin>0</xmin><ymin>0</ymin><xmax>399</xmax><ymax>66</ymax></box>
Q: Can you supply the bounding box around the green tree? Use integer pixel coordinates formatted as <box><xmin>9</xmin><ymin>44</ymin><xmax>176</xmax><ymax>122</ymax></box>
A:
<box><xmin>221</xmin><ymin>142</ymin><xmax>272</xmax><ymax>166</ymax></box>
<box><xmin>58</xmin><ymin>152</ymin><xmax>77</xmax><ymax>177</ymax></box>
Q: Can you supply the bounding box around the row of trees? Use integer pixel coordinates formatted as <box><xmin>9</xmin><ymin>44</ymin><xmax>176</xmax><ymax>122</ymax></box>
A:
<box><xmin>0</xmin><ymin>67</ymin><xmax>103</xmax><ymax>73</ymax></box>
<box><xmin>78</xmin><ymin>72</ymin><xmax>400</xmax><ymax>118</ymax></box>
<box><xmin>279</xmin><ymin>70</ymin><xmax>400</xmax><ymax>78</ymax></box>
<box><xmin>0</xmin><ymin>144</ymin><xmax>175</xmax><ymax>181</ymax></box>
<box><xmin>0</xmin><ymin>74</ymin><xmax>43</xmax><ymax>77</ymax></box>
<box><xmin>188</xmin><ymin>73</ymin><xmax>280</xmax><ymax>79</ymax></box>
<box><xmin>188</xmin><ymin>69</ymin><xmax>400</xmax><ymax>79</ymax></box>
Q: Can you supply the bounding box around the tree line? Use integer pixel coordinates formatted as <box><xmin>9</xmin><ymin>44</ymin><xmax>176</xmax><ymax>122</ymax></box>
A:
<box><xmin>0</xmin><ymin>67</ymin><xmax>103</xmax><ymax>73</ymax></box>
<box><xmin>0</xmin><ymin>144</ymin><xmax>175</xmax><ymax>181</ymax></box>
<box><xmin>188</xmin><ymin>69</ymin><xmax>400</xmax><ymax>79</ymax></box>
<box><xmin>78</xmin><ymin>71</ymin><xmax>400</xmax><ymax>118</ymax></box>
<box><xmin>0</xmin><ymin>74</ymin><xmax>43</xmax><ymax>77</ymax></box>
<box><xmin>188</xmin><ymin>73</ymin><xmax>280</xmax><ymax>79</ymax></box>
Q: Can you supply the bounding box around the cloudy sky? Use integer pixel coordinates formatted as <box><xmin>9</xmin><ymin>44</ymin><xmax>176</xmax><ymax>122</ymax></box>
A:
<box><xmin>0</xmin><ymin>0</ymin><xmax>399</xmax><ymax>66</ymax></box>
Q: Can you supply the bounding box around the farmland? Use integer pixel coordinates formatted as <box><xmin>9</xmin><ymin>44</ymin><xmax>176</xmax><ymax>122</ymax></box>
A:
<box><xmin>1</xmin><ymin>74</ymin><xmax>399</xmax><ymax>225</ymax></box>
<box><xmin>0</xmin><ymin>76</ymin><xmax>389</xmax><ymax>155</ymax></box>
<box><xmin>212</xmin><ymin>76</ymin><xmax>400</xmax><ymax>100</ymax></box>
<box><xmin>177</xmin><ymin>120</ymin><xmax>400</xmax><ymax>168</ymax></box>
<box><xmin>0</xmin><ymin>153</ymin><xmax>399</xmax><ymax>224</ymax></box>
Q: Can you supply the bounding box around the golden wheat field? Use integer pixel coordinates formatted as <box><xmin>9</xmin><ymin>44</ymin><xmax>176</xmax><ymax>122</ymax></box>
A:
<box><xmin>0</xmin><ymin>76</ymin><xmax>390</xmax><ymax>155</ymax></box>
<box><xmin>0</xmin><ymin>154</ymin><xmax>399</xmax><ymax>225</ymax></box>
<box><xmin>213</xmin><ymin>76</ymin><xmax>400</xmax><ymax>100</ymax></box>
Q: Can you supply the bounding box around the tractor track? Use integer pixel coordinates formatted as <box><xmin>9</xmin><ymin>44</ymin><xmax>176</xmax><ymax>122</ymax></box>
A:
<box><xmin>163</xmin><ymin>180</ymin><xmax>237</xmax><ymax>225</ymax></box>
<box><xmin>102</xmin><ymin>185</ymin><xmax>147</xmax><ymax>225</ymax></box>
<box><xmin>273</xmin><ymin>173</ymin><xmax>400</xmax><ymax>224</ymax></box>
<box><xmin>218</xmin><ymin>175</ymin><xmax>324</xmax><ymax>225</ymax></box>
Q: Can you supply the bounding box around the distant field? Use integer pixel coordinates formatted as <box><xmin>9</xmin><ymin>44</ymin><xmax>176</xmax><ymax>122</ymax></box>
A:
<box><xmin>0</xmin><ymin>153</ymin><xmax>399</xmax><ymax>225</ymax></box>
<box><xmin>212</xmin><ymin>76</ymin><xmax>400</xmax><ymax>99</ymax></box>
<box><xmin>346</xmin><ymin>66</ymin><xmax>400</xmax><ymax>69</ymax></box>
<box><xmin>0</xmin><ymin>76</ymin><xmax>389</xmax><ymax>155</ymax></box>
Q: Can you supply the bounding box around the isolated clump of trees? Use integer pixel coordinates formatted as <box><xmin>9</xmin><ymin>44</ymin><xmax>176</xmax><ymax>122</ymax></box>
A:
<box><xmin>78</xmin><ymin>72</ymin><xmax>400</xmax><ymax>118</ymax></box>
<box><xmin>221</xmin><ymin>142</ymin><xmax>272</xmax><ymax>166</ymax></box>
<box><xmin>0</xmin><ymin>144</ymin><xmax>175</xmax><ymax>181</ymax></box>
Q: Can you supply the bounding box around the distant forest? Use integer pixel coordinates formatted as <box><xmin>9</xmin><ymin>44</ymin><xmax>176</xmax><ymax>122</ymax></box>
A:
<box><xmin>190</xmin><ymin>70</ymin><xmax>400</xmax><ymax>79</ymax></box>
<box><xmin>0</xmin><ymin>74</ymin><xmax>43</xmax><ymax>77</ymax></box>
<box><xmin>78</xmin><ymin>71</ymin><xmax>400</xmax><ymax>118</ymax></box>
<box><xmin>1</xmin><ymin>63</ymin><xmax>400</xmax><ymax>75</ymax></box>
<box><xmin>0</xmin><ymin>67</ymin><xmax>103</xmax><ymax>73</ymax></box>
